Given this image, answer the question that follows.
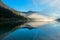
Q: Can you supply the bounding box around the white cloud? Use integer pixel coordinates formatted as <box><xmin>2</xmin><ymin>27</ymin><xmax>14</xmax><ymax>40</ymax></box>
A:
<box><xmin>32</xmin><ymin>0</ymin><xmax>60</xmax><ymax>18</ymax></box>
<box><xmin>32</xmin><ymin>0</ymin><xmax>60</xmax><ymax>19</ymax></box>
<box><xmin>48</xmin><ymin>0</ymin><xmax>60</xmax><ymax>9</ymax></box>
<box><xmin>34</xmin><ymin>0</ymin><xmax>60</xmax><ymax>9</ymax></box>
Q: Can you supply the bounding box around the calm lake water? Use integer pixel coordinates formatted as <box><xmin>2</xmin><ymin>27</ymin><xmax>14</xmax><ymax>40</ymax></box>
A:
<box><xmin>2</xmin><ymin>21</ymin><xmax>60</xmax><ymax>40</ymax></box>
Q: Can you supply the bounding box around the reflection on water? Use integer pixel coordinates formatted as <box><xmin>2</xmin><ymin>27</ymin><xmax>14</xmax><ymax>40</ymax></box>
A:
<box><xmin>2</xmin><ymin>20</ymin><xmax>60</xmax><ymax>40</ymax></box>
<box><xmin>26</xmin><ymin>21</ymin><xmax>53</xmax><ymax>27</ymax></box>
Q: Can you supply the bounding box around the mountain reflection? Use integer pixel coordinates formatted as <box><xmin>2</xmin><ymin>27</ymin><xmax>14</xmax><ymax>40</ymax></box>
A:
<box><xmin>3</xmin><ymin>21</ymin><xmax>60</xmax><ymax>40</ymax></box>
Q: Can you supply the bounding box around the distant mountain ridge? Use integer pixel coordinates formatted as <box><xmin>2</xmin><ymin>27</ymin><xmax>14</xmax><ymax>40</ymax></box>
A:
<box><xmin>21</xmin><ymin>11</ymin><xmax>38</xmax><ymax>16</ymax></box>
<box><xmin>22</xmin><ymin>11</ymin><xmax>36</xmax><ymax>14</ymax></box>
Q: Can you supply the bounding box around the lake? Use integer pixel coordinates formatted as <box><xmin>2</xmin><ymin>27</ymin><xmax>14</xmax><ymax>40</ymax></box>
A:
<box><xmin>2</xmin><ymin>21</ymin><xmax>60</xmax><ymax>40</ymax></box>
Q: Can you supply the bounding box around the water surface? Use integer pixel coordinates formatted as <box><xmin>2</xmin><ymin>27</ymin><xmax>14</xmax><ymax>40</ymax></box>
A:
<box><xmin>3</xmin><ymin>21</ymin><xmax>60</xmax><ymax>40</ymax></box>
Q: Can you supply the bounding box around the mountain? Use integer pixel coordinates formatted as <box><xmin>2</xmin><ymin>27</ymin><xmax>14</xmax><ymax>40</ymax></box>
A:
<box><xmin>22</xmin><ymin>11</ymin><xmax>37</xmax><ymax>16</ymax></box>
<box><xmin>0</xmin><ymin>0</ymin><xmax>28</xmax><ymax>39</ymax></box>
<box><xmin>0</xmin><ymin>1</ymin><xmax>27</xmax><ymax>19</ymax></box>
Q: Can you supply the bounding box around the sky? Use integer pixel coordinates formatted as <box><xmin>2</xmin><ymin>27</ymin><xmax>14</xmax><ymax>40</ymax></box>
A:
<box><xmin>2</xmin><ymin>0</ymin><xmax>60</xmax><ymax>18</ymax></box>
<box><xmin>2</xmin><ymin>0</ymin><xmax>60</xmax><ymax>11</ymax></box>
<box><xmin>2</xmin><ymin>0</ymin><xmax>49</xmax><ymax>12</ymax></box>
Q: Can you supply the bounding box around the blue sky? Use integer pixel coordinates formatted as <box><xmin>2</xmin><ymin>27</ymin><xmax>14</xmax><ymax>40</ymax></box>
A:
<box><xmin>2</xmin><ymin>0</ymin><xmax>60</xmax><ymax>22</ymax></box>
<box><xmin>2</xmin><ymin>0</ymin><xmax>48</xmax><ymax>12</ymax></box>
<box><xmin>2</xmin><ymin>0</ymin><xmax>60</xmax><ymax>18</ymax></box>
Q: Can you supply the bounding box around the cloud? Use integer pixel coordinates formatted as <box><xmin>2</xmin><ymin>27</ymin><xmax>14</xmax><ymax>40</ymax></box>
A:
<box><xmin>32</xmin><ymin>0</ymin><xmax>60</xmax><ymax>18</ymax></box>
<box><xmin>34</xmin><ymin>0</ymin><xmax>60</xmax><ymax>9</ymax></box>
<box><xmin>48</xmin><ymin>0</ymin><xmax>60</xmax><ymax>9</ymax></box>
